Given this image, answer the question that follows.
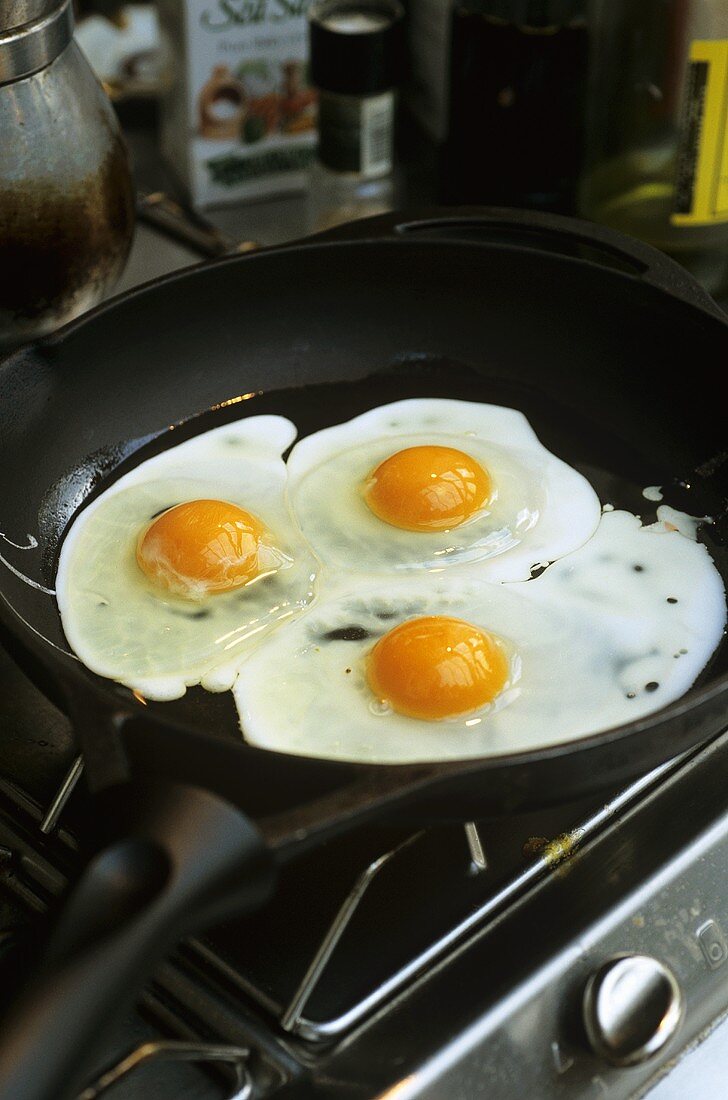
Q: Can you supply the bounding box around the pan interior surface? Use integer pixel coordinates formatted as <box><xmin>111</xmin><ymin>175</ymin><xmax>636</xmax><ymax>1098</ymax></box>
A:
<box><xmin>2</xmin><ymin>237</ymin><xmax>728</xmax><ymax>790</ymax></box>
<box><xmin>49</xmin><ymin>363</ymin><xmax>728</xmax><ymax>752</ymax></box>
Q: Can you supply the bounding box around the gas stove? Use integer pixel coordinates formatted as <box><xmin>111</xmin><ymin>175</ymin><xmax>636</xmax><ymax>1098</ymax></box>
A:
<box><xmin>2</xmin><ymin>632</ymin><xmax>728</xmax><ymax>1100</ymax></box>
<box><xmin>3</xmin><ymin>191</ymin><xmax>727</xmax><ymax>1098</ymax></box>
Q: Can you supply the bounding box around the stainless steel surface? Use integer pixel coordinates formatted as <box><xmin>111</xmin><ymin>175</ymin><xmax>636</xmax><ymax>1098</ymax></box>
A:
<box><xmin>111</xmin><ymin>158</ymin><xmax>310</xmax><ymax>299</ymax></box>
<box><xmin>114</xmin><ymin>223</ymin><xmax>200</xmax><ymax>297</ymax></box>
<box><xmin>356</xmin><ymin>732</ymin><xmax>728</xmax><ymax>1100</ymax></box>
<box><xmin>0</xmin><ymin>39</ymin><xmax>134</xmax><ymax>346</ymax></box>
<box><xmin>0</xmin><ymin>0</ymin><xmax>57</xmax><ymax>29</ymax></box>
<box><xmin>583</xmin><ymin>955</ymin><xmax>683</xmax><ymax>1067</ymax></box>
<box><xmin>136</xmin><ymin>193</ymin><xmax>259</xmax><ymax>260</ymax></box>
<box><xmin>278</xmin><ymin>755</ymin><xmax>682</xmax><ymax>1042</ymax></box>
<box><xmin>647</xmin><ymin>1010</ymin><xmax>728</xmax><ymax>1099</ymax></box>
<box><xmin>0</xmin><ymin>0</ymin><xmax>72</xmax><ymax>85</ymax></box>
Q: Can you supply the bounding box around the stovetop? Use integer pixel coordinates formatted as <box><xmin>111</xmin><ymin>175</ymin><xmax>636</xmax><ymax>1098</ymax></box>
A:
<box><xmin>4</xmin><ymin>630</ymin><xmax>728</xmax><ymax>1099</ymax></box>
<box><xmin>3</xmin><ymin>171</ymin><xmax>728</xmax><ymax>1097</ymax></box>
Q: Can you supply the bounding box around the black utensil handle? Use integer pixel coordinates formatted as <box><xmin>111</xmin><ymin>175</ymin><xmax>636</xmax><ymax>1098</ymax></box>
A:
<box><xmin>309</xmin><ymin>207</ymin><xmax>726</xmax><ymax>323</ymax></box>
<box><xmin>0</xmin><ymin>781</ymin><xmax>275</xmax><ymax>1100</ymax></box>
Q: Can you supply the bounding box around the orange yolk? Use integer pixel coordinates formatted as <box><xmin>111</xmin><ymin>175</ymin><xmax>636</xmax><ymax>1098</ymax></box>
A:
<box><xmin>136</xmin><ymin>499</ymin><xmax>266</xmax><ymax>598</ymax></box>
<box><xmin>363</xmin><ymin>445</ymin><xmax>491</xmax><ymax>531</ymax></box>
<box><xmin>366</xmin><ymin>615</ymin><xmax>509</xmax><ymax>720</ymax></box>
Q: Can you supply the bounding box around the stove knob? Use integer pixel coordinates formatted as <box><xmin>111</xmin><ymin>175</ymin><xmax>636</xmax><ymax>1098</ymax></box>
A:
<box><xmin>583</xmin><ymin>954</ymin><xmax>683</xmax><ymax>1067</ymax></box>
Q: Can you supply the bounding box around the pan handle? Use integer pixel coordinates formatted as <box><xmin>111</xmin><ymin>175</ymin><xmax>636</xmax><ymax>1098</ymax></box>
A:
<box><xmin>307</xmin><ymin>207</ymin><xmax>726</xmax><ymax>323</ymax></box>
<box><xmin>0</xmin><ymin>780</ymin><xmax>275</xmax><ymax>1100</ymax></box>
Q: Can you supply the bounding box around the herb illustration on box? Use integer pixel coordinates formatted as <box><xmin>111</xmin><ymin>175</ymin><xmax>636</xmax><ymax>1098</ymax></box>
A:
<box><xmin>198</xmin><ymin>58</ymin><xmax>316</xmax><ymax>142</ymax></box>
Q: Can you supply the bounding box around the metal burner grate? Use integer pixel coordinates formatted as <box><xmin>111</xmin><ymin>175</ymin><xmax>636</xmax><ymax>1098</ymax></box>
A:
<box><xmin>180</xmin><ymin>757</ymin><xmax>681</xmax><ymax>1043</ymax></box>
<box><xmin>77</xmin><ymin>1041</ymin><xmax>252</xmax><ymax>1100</ymax></box>
<box><xmin>23</xmin><ymin>725</ymin><xmax>693</xmax><ymax>1091</ymax></box>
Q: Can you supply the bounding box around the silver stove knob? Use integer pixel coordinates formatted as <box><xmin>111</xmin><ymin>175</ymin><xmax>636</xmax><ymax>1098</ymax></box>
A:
<box><xmin>583</xmin><ymin>954</ymin><xmax>683</xmax><ymax>1067</ymax></box>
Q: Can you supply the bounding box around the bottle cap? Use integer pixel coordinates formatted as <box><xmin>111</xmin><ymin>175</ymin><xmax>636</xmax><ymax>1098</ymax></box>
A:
<box><xmin>309</xmin><ymin>0</ymin><xmax>405</xmax><ymax>97</ymax></box>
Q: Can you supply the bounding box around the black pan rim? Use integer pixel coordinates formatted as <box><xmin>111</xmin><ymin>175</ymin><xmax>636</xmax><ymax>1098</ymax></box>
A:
<box><xmin>1</xmin><ymin>532</ymin><xmax>726</xmax><ymax>779</ymax></box>
<box><xmin>16</xmin><ymin>223</ymin><xmax>726</xmax><ymax>362</ymax></box>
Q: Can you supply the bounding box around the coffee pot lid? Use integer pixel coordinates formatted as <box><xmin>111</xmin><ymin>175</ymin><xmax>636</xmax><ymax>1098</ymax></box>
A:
<box><xmin>0</xmin><ymin>0</ymin><xmax>74</xmax><ymax>85</ymax></box>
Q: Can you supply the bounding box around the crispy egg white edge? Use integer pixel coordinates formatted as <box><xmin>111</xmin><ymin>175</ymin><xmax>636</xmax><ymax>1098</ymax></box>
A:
<box><xmin>55</xmin><ymin>415</ymin><xmax>302</xmax><ymax>700</ymax></box>
<box><xmin>232</xmin><ymin>509</ymin><xmax>727</xmax><ymax>763</ymax></box>
<box><xmin>286</xmin><ymin>397</ymin><xmax>602</xmax><ymax>579</ymax></box>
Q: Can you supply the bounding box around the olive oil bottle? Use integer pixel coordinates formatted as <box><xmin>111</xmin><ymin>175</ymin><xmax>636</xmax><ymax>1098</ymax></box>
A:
<box><xmin>580</xmin><ymin>0</ymin><xmax>728</xmax><ymax>297</ymax></box>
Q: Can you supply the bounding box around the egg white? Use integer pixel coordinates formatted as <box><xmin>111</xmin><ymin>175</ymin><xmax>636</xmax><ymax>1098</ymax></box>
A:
<box><xmin>56</xmin><ymin>416</ymin><xmax>319</xmax><ymax>701</ymax></box>
<box><xmin>286</xmin><ymin>398</ymin><xmax>602</xmax><ymax>580</ymax></box>
<box><xmin>233</xmin><ymin>510</ymin><xmax>726</xmax><ymax>763</ymax></box>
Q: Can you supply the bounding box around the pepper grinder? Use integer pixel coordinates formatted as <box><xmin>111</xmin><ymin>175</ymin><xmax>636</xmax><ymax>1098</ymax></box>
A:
<box><xmin>307</xmin><ymin>0</ymin><xmax>405</xmax><ymax>233</ymax></box>
<box><xmin>0</xmin><ymin>0</ymin><xmax>135</xmax><ymax>350</ymax></box>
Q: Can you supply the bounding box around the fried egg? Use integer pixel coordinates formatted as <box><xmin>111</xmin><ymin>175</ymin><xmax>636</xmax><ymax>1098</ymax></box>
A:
<box><xmin>286</xmin><ymin>398</ymin><xmax>601</xmax><ymax>580</ymax></box>
<box><xmin>56</xmin><ymin>416</ymin><xmax>318</xmax><ymax>700</ymax></box>
<box><xmin>233</xmin><ymin>510</ymin><xmax>726</xmax><ymax>762</ymax></box>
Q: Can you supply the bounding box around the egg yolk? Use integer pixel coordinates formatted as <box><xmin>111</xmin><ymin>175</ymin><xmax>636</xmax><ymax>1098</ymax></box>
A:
<box><xmin>136</xmin><ymin>499</ymin><xmax>266</xmax><ymax>598</ymax></box>
<box><xmin>363</xmin><ymin>446</ymin><xmax>491</xmax><ymax>531</ymax></box>
<box><xmin>366</xmin><ymin>615</ymin><xmax>509</xmax><ymax>720</ymax></box>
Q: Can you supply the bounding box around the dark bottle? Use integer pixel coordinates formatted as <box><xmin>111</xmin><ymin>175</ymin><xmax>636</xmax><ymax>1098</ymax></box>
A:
<box><xmin>441</xmin><ymin>0</ymin><xmax>588</xmax><ymax>213</ymax></box>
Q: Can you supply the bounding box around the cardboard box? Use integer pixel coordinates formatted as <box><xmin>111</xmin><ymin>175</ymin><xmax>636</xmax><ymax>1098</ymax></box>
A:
<box><xmin>159</xmin><ymin>0</ymin><xmax>317</xmax><ymax>208</ymax></box>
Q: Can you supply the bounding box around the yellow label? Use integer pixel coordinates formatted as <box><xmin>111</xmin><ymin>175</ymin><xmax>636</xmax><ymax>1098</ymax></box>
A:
<box><xmin>672</xmin><ymin>39</ymin><xmax>728</xmax><ymax>226</ymax></box>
